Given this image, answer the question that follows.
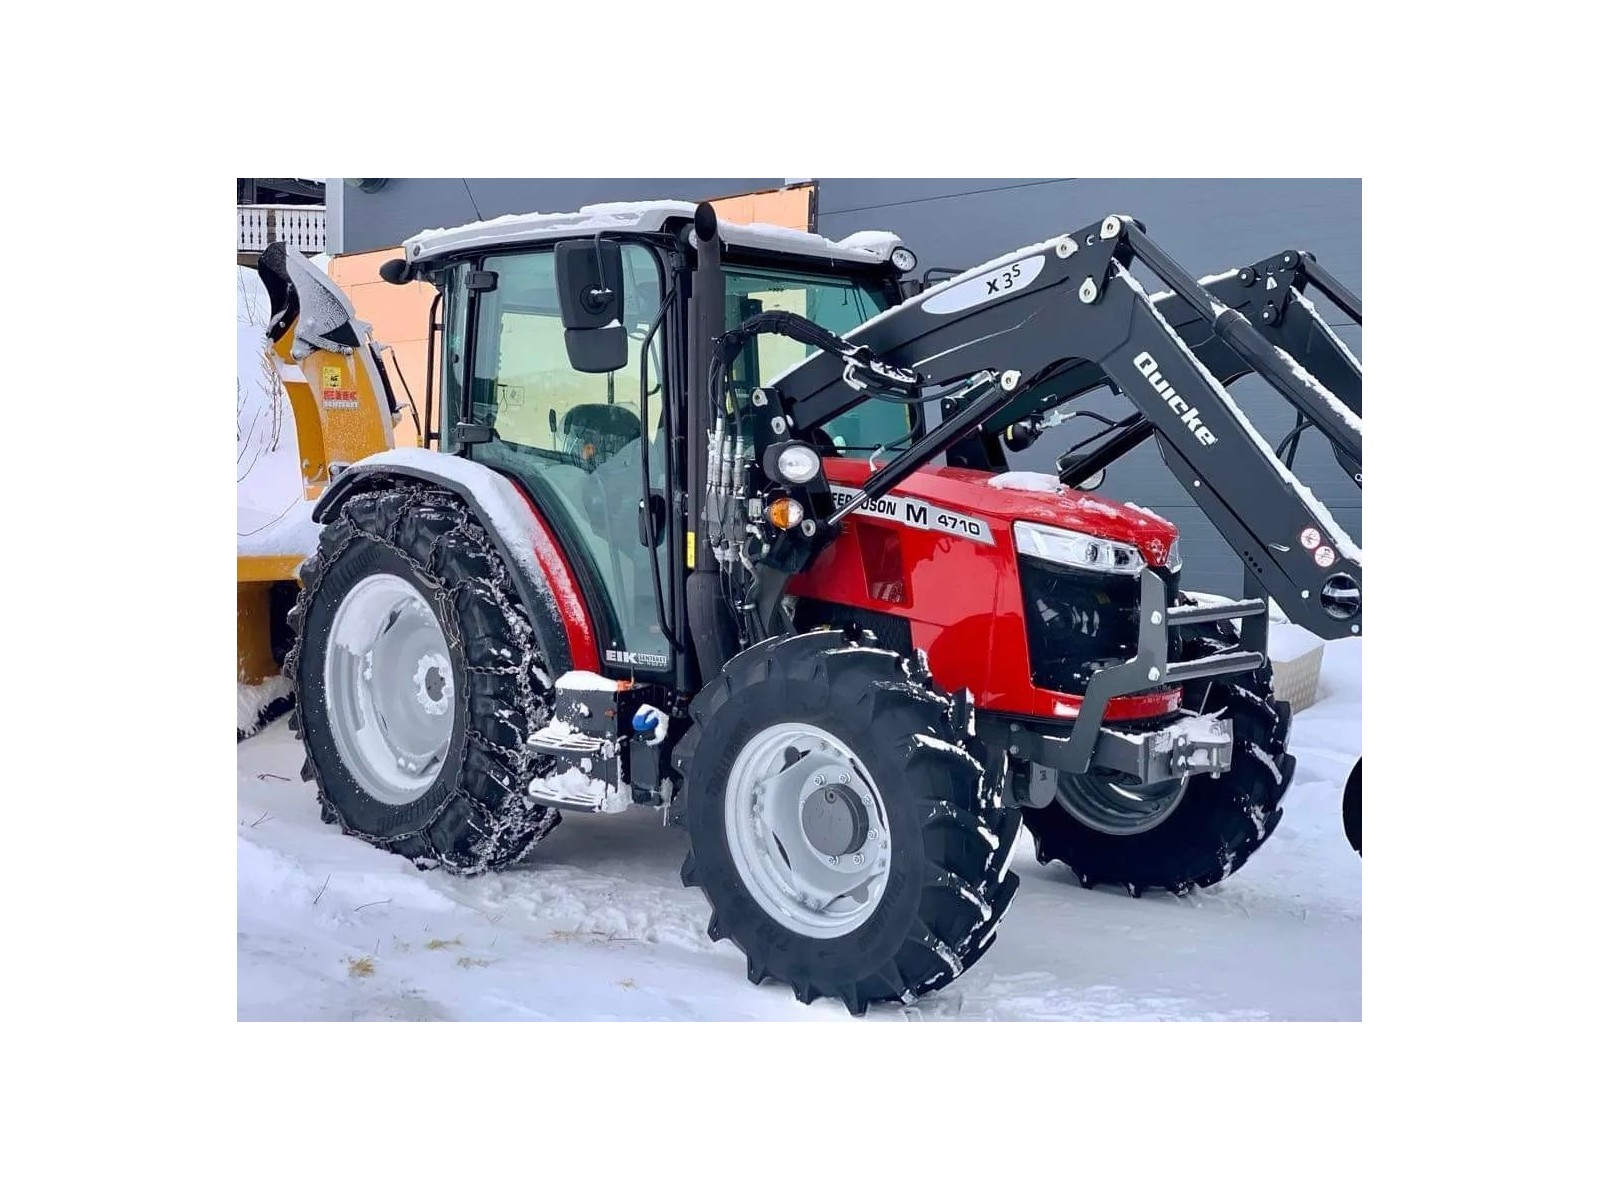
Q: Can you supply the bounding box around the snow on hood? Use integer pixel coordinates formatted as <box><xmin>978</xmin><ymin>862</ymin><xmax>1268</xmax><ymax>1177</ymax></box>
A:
<box><xmin>988</xmin><ymin>471</ymin><xmax>1064</xmax><ymax>495</ymax></box>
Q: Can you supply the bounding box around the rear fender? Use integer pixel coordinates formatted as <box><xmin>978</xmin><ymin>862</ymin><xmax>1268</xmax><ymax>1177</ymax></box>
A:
<box><xmin>313</xmin><ymin>448</ymin><xmax>601</xmax><ymax>675</ymax></box>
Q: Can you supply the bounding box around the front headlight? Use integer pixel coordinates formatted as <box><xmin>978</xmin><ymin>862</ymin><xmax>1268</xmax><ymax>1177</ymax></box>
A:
<box><xmin>1014</xmin><ymin>521</ymin><xmax>1146</xmax><ymax>575</ymax></box>
<box><xmin>1165</xmin><ymin>536</ymin><xmax>1181</xmax><ymax>571</ymax></box>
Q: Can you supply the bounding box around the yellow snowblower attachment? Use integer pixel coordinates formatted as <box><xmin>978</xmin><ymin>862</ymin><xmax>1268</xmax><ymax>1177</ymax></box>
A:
<box><xmin>237</xmin><ymin>243</ymin><xmax>399</xmax><ymax>698</ymax></box>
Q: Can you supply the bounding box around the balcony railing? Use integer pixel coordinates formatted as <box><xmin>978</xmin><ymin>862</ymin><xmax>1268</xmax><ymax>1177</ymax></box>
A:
<box><xmin>238</xmin><ymin>205</ymin><xmax>326</xmax><ymax>254</ymax></box>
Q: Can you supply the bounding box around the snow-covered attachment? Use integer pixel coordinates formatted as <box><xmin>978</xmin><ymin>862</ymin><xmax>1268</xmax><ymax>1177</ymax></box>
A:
<box><xmin>238</xmin><ymin>242</ymin><xmax>400</xmax><ymax>706</ymax></box>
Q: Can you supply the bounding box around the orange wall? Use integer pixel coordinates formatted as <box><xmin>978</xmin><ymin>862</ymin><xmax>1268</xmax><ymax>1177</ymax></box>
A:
<box><xmin>706</xmin><ymin>183</ymin><xmax>813</xmax><ymax>230</ymax></box>
<box><xmin>329</xmin><ymin>184</ymin><xmax>816</xmax><ymax>446</ymax></box>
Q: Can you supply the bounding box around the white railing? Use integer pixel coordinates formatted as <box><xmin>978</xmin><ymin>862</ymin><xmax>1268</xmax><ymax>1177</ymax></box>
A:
<box><xmin>238</xmin><ymin>205</ymin><xmax>326</xmax><ymax>253</ymax></box>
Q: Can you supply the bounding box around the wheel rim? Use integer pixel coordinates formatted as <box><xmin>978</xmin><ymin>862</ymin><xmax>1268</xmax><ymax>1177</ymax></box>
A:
<box><xmin>724</xmin><ymin>722</ymin><xmax>892</xmax><ymax>939</ymax></box>
<box><xmin>324</xmin><ymin>573</ymin><xmax>455</xmax><ymax>806</ymax></box>
<box><xmin>1057</xmin><ymin>775</ymin><xmax>1188</xmax><ymax>836</ymax></box>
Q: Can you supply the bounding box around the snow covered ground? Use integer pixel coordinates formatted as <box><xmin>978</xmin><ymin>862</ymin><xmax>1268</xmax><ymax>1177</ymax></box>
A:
<box><xmin>237</xmin><ymin>640</ymin><xmax>1360</xmax><ymax>1021</ymax></box>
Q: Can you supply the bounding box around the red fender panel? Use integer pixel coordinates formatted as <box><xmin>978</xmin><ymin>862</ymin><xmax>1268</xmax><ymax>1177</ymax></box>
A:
<box><xmin>503</xmin><ymin>479</ymin><xmax>602</xmax><ymax>673</ymax></box>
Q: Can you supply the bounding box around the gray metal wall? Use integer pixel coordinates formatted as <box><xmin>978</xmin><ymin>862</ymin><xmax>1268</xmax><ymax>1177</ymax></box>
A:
<box><xmin>340</xmin><ymin>178</ymin><xmax>1360</xmax><ymax>595</ymax></box>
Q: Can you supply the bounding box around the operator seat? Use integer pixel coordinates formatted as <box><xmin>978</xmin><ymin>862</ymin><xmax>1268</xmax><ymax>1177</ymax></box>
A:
<box><xmin>562</xmin><ymin>403</ymin><xmax>640</xmax><ymax>472</ymax></box>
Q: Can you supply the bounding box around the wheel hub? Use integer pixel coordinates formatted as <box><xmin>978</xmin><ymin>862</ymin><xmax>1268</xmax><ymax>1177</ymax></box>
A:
<box><xmin>413</xmin><ymin>652</ymin><xmax>453</xmax><ymax>716</ymax></box>
<box><xmin>725</xmin><ymin>723</ymin><xmax>892</xmax><ymax>938</ymax></box>
<box><xmin>800</xmin><ymin>782</ymin><xmax>869</xmax><ymax>858</ymax></box>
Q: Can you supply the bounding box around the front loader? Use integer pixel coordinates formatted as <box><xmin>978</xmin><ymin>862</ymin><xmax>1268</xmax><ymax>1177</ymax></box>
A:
<box><xmin>277</xmin><ymin>200</ymin><xmax>1362</xmax><ymax>1014</ymax></box>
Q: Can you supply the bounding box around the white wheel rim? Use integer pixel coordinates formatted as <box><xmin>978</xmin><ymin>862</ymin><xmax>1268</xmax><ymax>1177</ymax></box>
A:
<box><xmin>1058</xmin><ymin>775</ymin><xmax>1188</xmax><ymax>836</ymax></box>
<box><xmin>723</xmin><ymin>722</ymin><xmax>892</xmax><ymax>939</ymax></box>
<box><xmin>324</xmin><ymin>573</ymin><xmax>455</xmax><ymax>806</ymax></box>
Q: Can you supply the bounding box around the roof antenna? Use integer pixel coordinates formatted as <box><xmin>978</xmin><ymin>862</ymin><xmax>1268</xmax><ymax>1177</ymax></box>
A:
<box><xmin>460</xmin><ymin>179</ymin><xmax>484</xmax><ymax>222</ymax></box>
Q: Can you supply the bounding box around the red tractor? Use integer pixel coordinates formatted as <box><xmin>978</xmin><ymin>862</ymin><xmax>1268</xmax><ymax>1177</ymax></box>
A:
<box><xmin>278</xmin><ymin>202</ymin><xmax>1362</xmax><ymax>1013</ymax></box>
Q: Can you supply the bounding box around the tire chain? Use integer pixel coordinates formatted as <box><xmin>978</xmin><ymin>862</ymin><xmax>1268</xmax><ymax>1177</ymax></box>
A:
<box><xmin>285</xmin><ymin>484</ymin><xmax>561</xmax><ymax>873</ymax></box>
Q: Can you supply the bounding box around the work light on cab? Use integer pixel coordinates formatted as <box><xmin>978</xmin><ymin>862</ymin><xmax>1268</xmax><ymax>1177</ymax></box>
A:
<box><xmin>773</xmin><ymin>443</ymin><xmax>821</xmax><ymax>484</ymax></box>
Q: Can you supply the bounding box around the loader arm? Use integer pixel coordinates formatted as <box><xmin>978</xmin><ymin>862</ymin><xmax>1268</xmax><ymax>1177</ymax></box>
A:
<box><xmin>758</xmin><ymin>215</ymin><xmax>1363</xmax><ymax>641</ymax></box>
<box><xmin>1159</xmin><ymin>248</ymin><xmax>1361</xmax><ymax>416</ymax></box>
<box><xmin>1031</xmin><ymin>247</ymin><xmax>1365</xmax><ymax>493</ymax></box>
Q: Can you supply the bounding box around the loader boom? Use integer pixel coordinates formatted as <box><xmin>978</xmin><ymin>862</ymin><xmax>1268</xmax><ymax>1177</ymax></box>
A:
<box><xmin>759</xmin><ymin>214</ymin><xmax>1363</xmax><ymax>641</ymax></box>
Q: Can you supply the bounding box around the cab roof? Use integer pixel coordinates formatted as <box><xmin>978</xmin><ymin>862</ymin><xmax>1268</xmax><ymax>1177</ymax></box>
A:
<box><xmin>402</xmin><ymin>200</ymin><xmax>904</xmax><ymax>268</ymax></box>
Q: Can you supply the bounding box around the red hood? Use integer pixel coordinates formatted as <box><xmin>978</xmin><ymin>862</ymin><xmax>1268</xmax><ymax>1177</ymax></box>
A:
<box><xmin>821</xmin><ymin>460</ymin><xmax>1179</xmax><ymax>567</ymax></box>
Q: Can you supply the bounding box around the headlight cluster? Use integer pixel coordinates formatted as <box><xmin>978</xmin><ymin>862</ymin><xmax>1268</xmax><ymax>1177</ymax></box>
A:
<box><xmin>1165</xmin><ymin>536</ymin><xmax>1181</xmax><ymax>571</ymax></box>
<box><xmin>1014</xmin><ymin>521</ymin><xmax>1146</xmax><ymax>575</ymax></box>
<box><xmin>775</xmin><ymin>444</ymin><xmax>821</xmax><ymax>484</ymax></box>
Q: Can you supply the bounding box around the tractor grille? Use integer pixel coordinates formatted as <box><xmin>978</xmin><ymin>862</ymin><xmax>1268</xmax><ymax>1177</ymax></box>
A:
<box><xmin>1019</xmin><ymin>560</ymin><xmax>1180</xmax><ymax>695</ymax></box>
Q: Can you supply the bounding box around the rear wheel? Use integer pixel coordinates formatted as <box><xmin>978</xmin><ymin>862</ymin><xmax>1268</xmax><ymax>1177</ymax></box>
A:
<box><xmin>1023</xmin><ymin>598</ymin><xmax>1295</xmax><ymax>896</ymax></box>
<box><xmin>675</xmin><ymin>631</ymin><xmax>1020</xmax><ymax>1015</ymax></box>
<box><xmin>286</xmin><ymin>485</ymin><xmax>562</xmax><ymax>873</ymax></box>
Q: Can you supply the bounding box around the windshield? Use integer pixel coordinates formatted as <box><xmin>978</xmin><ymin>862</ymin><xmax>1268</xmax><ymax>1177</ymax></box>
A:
<box><xmin>723</xmin><ymin>263</ymin><xmax>913</xmax><ymax>456</ymax></box>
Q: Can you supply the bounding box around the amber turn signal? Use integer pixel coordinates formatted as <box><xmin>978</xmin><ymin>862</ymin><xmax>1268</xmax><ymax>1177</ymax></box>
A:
<box><xmin>765</xmin><ymin>497</ymin><xmax>805</xmax><ymax>530</ymax></box>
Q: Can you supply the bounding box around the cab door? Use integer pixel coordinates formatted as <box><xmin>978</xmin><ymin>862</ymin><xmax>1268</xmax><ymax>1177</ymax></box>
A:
<box><xmin>462</xmin><ymin>242</ymin><xmax>672</xmax><ymax>675</ymax></box>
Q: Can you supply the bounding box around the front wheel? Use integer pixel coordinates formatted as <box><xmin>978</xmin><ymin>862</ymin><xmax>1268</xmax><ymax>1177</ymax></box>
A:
<box><xmin>1023</xmin><ymin>597</ymin><xmax>1296</xmax><ymax>896</ymax></box>
<box><xmin>674</xmin><ymin>632</ymin><xmax>1020</xmax><ymax>1015</ymax></box>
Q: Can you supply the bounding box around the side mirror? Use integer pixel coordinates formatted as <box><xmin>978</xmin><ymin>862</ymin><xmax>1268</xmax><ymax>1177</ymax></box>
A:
<box><xmin>378</xmin><ymin>257</ymin><xmax>414</xmax><ymax>285</ymax></box>
<box><xmin>555</xmin><ymin>239</ymin><xmax>628</xmax><ymax>374</ymax></box>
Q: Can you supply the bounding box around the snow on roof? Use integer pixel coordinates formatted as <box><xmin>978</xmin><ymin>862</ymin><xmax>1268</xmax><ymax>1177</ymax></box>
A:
<box><xmin>403</xmin><ymin>200</ymin><xmax>902</xmax><ymax>266</ymax></box>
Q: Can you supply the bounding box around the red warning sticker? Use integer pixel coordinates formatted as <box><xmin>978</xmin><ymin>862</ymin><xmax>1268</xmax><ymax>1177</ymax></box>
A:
<box><xmin>1314</xmin><ymin>545</ymin><xmax>1336</xmax><ymax>568</ymax></box>
<box><xmin>1300</xmin><ymin>527</ymin><xmax>1322</xmax><ymax>551</ymax></box>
